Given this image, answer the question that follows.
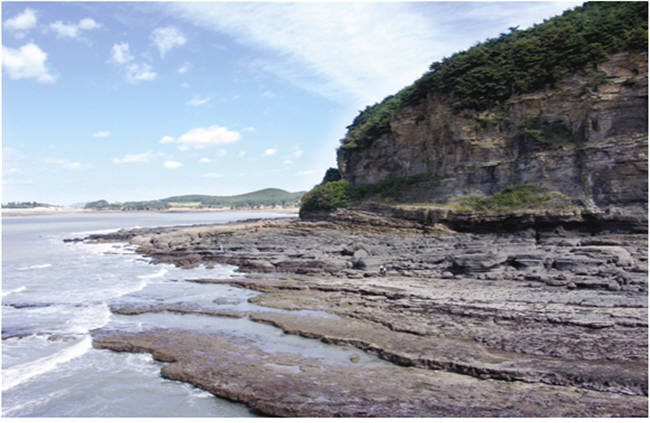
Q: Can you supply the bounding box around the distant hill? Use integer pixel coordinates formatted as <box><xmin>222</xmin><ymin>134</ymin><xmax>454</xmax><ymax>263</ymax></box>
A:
<box><xmin>84</xmin><ymin>188</ymin><xmax>305</xmax><ymax>211</ymax></box>
<box><xmin>3</xmin><ymin>201</ymin><xmax>57</xmax><ymax>209</ymax></box>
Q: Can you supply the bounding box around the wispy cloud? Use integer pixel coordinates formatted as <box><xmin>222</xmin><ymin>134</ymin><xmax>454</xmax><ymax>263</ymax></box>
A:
<box><xmin>93</xmin><ymin>130</ymin><xmax>111</xmax><ymax>138</ymax></box>
<box><xmin>178</xmin><ymin>62</ymin><xmax>190</xmax><ymax>74</ymax></box>
<box><xmin>112</xmin><ymin>151</ymin><xmax>153</xmax><ymax>164</ymax></box>
<box><xmin>199</xmin><ymin>157</ymin><xmax>212</xmax><ymax>163</ymax></box>
<box><xmin>159</xmin><ymin>135</ymin><xmax>175</xmax><ymax>144</ymax></box>
<box><xmin>170</xmin><ymin>2</ymin><xmax>581</xmax><ymax>105</ymax></box>
<box><xmin>187</xmin><ymin>95</ymin><xmax>211</xmax><ymax>106</ymax></box>
<box><xmin>150</xmin><ymin>26</ymin><xmax>186</xmax><ymax>58</ymax></box>
<box><xmin>202</xmin><ymin>172</ymin><xmax>222</xmax><ymax>178</ymax></box>
<box><xmin>296</xmin><ymin>170</ymin><xmax>315</xmax><ymax>176</ymax></box>
<box><xmin>263</xmin><ymin>148</ymin><xmax>277</xmax><ymax>156</ymax></box>
<box><xmin>3</xmin><ymin>43</ymin><xmax>55</xmax><ymax>83</ymax></box>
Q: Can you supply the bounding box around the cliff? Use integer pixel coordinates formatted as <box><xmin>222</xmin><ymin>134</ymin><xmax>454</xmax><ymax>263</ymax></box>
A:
<box><xmin>337</xmin><ymin>51</ymin><xmax>648</xmax><ymax>211</ymax></box>
<box><xmin>329</xmin><ymin>2</ymin><xmax>648</xmax><ymax>217</ymax></box>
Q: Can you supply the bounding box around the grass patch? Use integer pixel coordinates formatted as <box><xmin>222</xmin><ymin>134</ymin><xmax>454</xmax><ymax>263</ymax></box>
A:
<box><xmin>449</xmin><ymin>184</ymin><xmax>571</xmax><ymax>213</ymax></box>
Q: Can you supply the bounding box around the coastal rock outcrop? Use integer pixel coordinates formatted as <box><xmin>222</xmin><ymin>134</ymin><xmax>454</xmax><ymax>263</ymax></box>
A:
<box><xmin>83</xmin><ymin>209</ymin><xmax>648</xmax><ymax>416</ymax></box>
<box><xmin>338</xmin><ymin>52</ymin><xmax>648</xmax><ymax>212</ymax></box>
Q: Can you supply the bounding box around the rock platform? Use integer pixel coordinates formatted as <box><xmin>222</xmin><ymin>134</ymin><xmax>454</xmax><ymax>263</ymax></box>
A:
<box><xmin>84</xmin><ymin>207</ymin><xmax>648</xmax><ymax>416</ymax></box>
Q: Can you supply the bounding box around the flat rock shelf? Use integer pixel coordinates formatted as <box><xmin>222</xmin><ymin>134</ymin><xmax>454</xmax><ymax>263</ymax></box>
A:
<box><xmin>83</xmin><ymin>209</ymin><xmax>648</xmax><ymax>417</ymax></box>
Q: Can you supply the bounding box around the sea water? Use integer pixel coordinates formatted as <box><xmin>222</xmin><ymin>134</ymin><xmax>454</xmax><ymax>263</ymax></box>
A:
<box><xmin>1</xmin><ymin>211</ymin><xmax>293</xmax><ymax>417</ymax></box>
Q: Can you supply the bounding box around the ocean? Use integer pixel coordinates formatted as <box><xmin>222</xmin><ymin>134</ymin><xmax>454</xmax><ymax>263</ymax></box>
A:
<box><xmin>1</xmin><ymin>210</ymin><xmax>293</xmax><ymax>417</ymax></box>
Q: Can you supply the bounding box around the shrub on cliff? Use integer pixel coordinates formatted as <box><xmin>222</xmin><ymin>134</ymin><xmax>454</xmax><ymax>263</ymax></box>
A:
<box><xmin>299</xmin><ymin>180</ymin><xmax>350</xmax><ymax>217</ymax></box>
<box><xmin>452</xmin><ymin>184</ymin><xmax>571</xmax><ymax>213</ymax></box>
<box><xmin>321</xmin><ymin>167</ymin><xmax>342</xmax><ymax>184</ymax></box>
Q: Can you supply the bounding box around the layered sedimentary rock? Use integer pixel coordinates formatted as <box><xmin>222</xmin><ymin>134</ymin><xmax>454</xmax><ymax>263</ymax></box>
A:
<box><xmin>338</xmin><ymin>53</ymin><xmax>648</xmax><ymax>211</ymax></box>
<box><xmin>84</xmin><ymin>210</ymin><xmax>648</xmax><ymax>416</ymax></box>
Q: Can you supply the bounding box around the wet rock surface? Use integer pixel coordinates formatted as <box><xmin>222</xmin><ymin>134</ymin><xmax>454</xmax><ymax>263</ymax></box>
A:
<box><xmin>83</xmin><ymin>209</ymin><xmax>648</xmax><ymax>416</ymax></box>
<box><xmin>93</xmin><ymin>328</ymin><xmax>647</xmax><ymax>417</ymax></box>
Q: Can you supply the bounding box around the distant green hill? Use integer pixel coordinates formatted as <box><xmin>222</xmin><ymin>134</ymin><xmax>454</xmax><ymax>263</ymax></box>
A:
<box><xmin>3</xmin><ymin>201</ymin><xmax>56</xmax><ymax>209</ymax></box>
<box><xmin>85</xmin><ymin>188</ymin><xmax>305</xmax><ymax>211</ymax></box>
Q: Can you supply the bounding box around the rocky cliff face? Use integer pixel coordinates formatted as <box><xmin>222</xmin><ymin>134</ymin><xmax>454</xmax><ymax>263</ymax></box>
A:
<box><xmin>338</xmin><ymin>52</ymin><xmax>648</xmax><ymax>211</ymax></box>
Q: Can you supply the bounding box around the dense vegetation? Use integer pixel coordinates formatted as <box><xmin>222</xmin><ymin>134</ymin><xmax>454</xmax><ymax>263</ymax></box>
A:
<box><xmin>3</xmin><ymin>201</ymin><xmax>55</xmax><ymax>209</ymax></box>
<box><xmin>299</xmin><ymin>172</ymin><xmax>438</xmax><ymax>216</ymax></box>
<box><xmin>85</xmin><ymin>188</ymin><xmax>305</xmax><ymax>211</ymax></box>
<box><xmin>299</xmin><ymin>180</ymin><xmax>351</xmax><ymax>216</ymax></box>
<box><xmin>299</xmin><ymin>181</ymin><xmax>571</xmax><ymax>216</ymax></box>
<box><xmin>340</xmin><ymin>2</ymin><xmax>648</xmax><ymax>151</ymax></box>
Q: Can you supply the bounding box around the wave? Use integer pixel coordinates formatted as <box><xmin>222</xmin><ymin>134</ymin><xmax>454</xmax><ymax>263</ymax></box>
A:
<box><xmin>2</xmin><ymin>335</ymin><xmax>92</xmax><ymax>391</ymax></box>
<box><xmin>16</xmin><ymin>264</ymin><xmax>52</xmax><ymax>271</ymax></box>
<box><xmin>137</xmin><ymin>268</ymin><xmax>168</xmax><ymax>280</ymax></box>
<box><xmin>63</xmin><ymin>303</ymin><xmax>112</xmax><ymax>335</ymax></box>
<box><xmin>2</xmin><ymin>286</ymin><xmax>26</xmax><ymax>297</ymax></box>
<box><xmin>68</xmin><ymin>228</ymin><xmax>123</xmax><ymax>237</ymax></box>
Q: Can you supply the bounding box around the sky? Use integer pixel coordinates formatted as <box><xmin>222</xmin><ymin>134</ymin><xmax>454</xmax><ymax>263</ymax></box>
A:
<box><xmin>2</xmin><ymin>1</ymin><xmax>582</xmax><ymax>205</ymax></box>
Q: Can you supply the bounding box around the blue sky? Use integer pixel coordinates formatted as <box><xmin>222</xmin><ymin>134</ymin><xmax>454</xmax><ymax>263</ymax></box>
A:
<box><xmin>2</xmin><ymin>1</ymin><xmax>582</xmax><ymax>205</ymax></box>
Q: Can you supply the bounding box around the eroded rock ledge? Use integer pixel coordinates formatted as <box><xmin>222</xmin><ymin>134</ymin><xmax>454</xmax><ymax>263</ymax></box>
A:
<box><xmin>83</xmin><ymin>207</ymin><xmax>648</xmax><ymax>416</ymax></box>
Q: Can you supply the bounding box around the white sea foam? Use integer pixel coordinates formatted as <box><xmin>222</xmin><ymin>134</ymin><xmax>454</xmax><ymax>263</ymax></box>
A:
<box><xmin>2</xmin><ymin>335</ymin><xmax>92</xmax><ymax>391</ymax></box>
<box><xmin>69</xmin><ymin>228</ymin><xmax>123</xmax><ymax>237</ymax></box>
<box><xmin>2</xmin><ymin>286</ymin><xmax>26</xmax><ymax>297</ymax></box>
<box><xmin>16</xmin><ymin>264</ymin><xmax>52</xmax><ymax>271</ymax></box>
<box><xmin>137</xmin><ymin>268</ymin><xmax>168</xmax><ymax>280</ymax></box>
<box><xmin>63</xmin><ymin>304</ymin><xmax>112</xmax><ymax>335</ymax></box>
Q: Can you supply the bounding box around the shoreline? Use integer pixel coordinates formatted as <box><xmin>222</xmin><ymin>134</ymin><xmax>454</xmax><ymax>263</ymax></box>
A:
<box><xmin>2</xmin><ymin>206</ymin><xmax>299</xmax><ymax>217</ymax></box>
<box><xmin>84</xmin><ymin>206</ymin><xmax>648</xmax><ymax>416</ymax></box>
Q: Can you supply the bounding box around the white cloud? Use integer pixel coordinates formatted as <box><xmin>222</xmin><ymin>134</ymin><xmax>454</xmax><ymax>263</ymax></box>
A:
<box><xmin>243</xmin><ymin>126</ymin><xmax>255</xmax><ymax>132</ymax></box>
<box><xmin>110</xmin><ymin>43</ymin><xmax>133</xmax><ymax>64</ymax></box>
<box><xmin>176</xmin><ymin>125</ymin><xmax>241</xmax><ymax>149</ymax></box>
<box><xmin>125</xmin><ymin>62</ymin><xmax>157</xmax><ymax>83</ymax></box>
<box><xmin>261</xmin><ymin>90</ymin><xmax>276</xmax><ymax>98</ymax></box>
<box><xmin>178</xmin><ymin>62</ymin><xmax>190</xmax><ymax>74</ymax></box>
<box><xmin>4</xmin><ymin>8</ymin><xmax>37</xmax><ymax>33</ymax></box>
<box><xmin>283</xmin><ymin>159</ymin><xmax>293</xmax><ymax>165</ymax></box>
<box><xmin>218</xmin><ymin>149</ymin><xmax>227</xmax><ymax>157</ymax></box>
<box><xmin>202</xmin><ymin>172</ymin><xmax>223</xmax><ymax>178</ymax></box>
<box><xmin>237</xmin><ymin>151</ymin><xmax>246</xmax><ymax>158</ymax></box>
<box><xmin>150</xmin><ymin>26</ymin><xmax>187</xmax><ymax>58</ymax></box>
<box><xmin>160</xmin><ymin>135</ymin><xmax>175</xmax><ymax>144</ymax></box>
<box><xmin>187</xmin><ymin>95</ymin><xmax>211</xmax><ymax>106</ymax></box>
<box><xmin>180</xmin><ymin>82</ymin><xmax>190</xmax><ymax>88</ymax></box>
<box><xmin>78</xmin><ymin>18</ymin><xmax>100</xmax><ymax>30</ymax></box>
<box><xmin>199</xmin><ymin>157</ymin><xmax>211</xmax><ymax>163</ymax></box>
<box><xmin>296</xmin><ymin>170</ymin><xmax>315</xmax><ymax>176</ymax></box>
<box><xmin>263</xmin><ymin>148</ymin><xmax>277</xmax><ymax>156</ymax></box>
<box><xmin>93</xmin><ymin>130</ymin><xmax>111</xmax><ymax>138</ymax></box>
<box><xmin>3</xmin><ymin>43</ymin><xmax>55</xmax><ymax>83</ymax></box>
<box><xmin>170</xmin><ymin>2</ymin><xmax>581</xmax><ymax>105</ymax></box>
<box><xmin>292</xmin><ymin>150</ymin><xmax>304</xmax><ymax>158</ymax></box>
<box><xmin>112</xmin><ymin>152</ymin><xmax>153</xmax><ymax>164</ymax></box>
<box><xmin>163</xmin><ymin>160</ymin><xmax>183</xmax><ymax>169</ymax></box>
<box><xmin>109</xmin><ymin>43</ymin><xmax>156</xmax><ymax>84</ymax></box>
<box><xmin>50</xmin><ymin>18</ymin><xmax>100</xmax><ymax>39</ymax></box>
